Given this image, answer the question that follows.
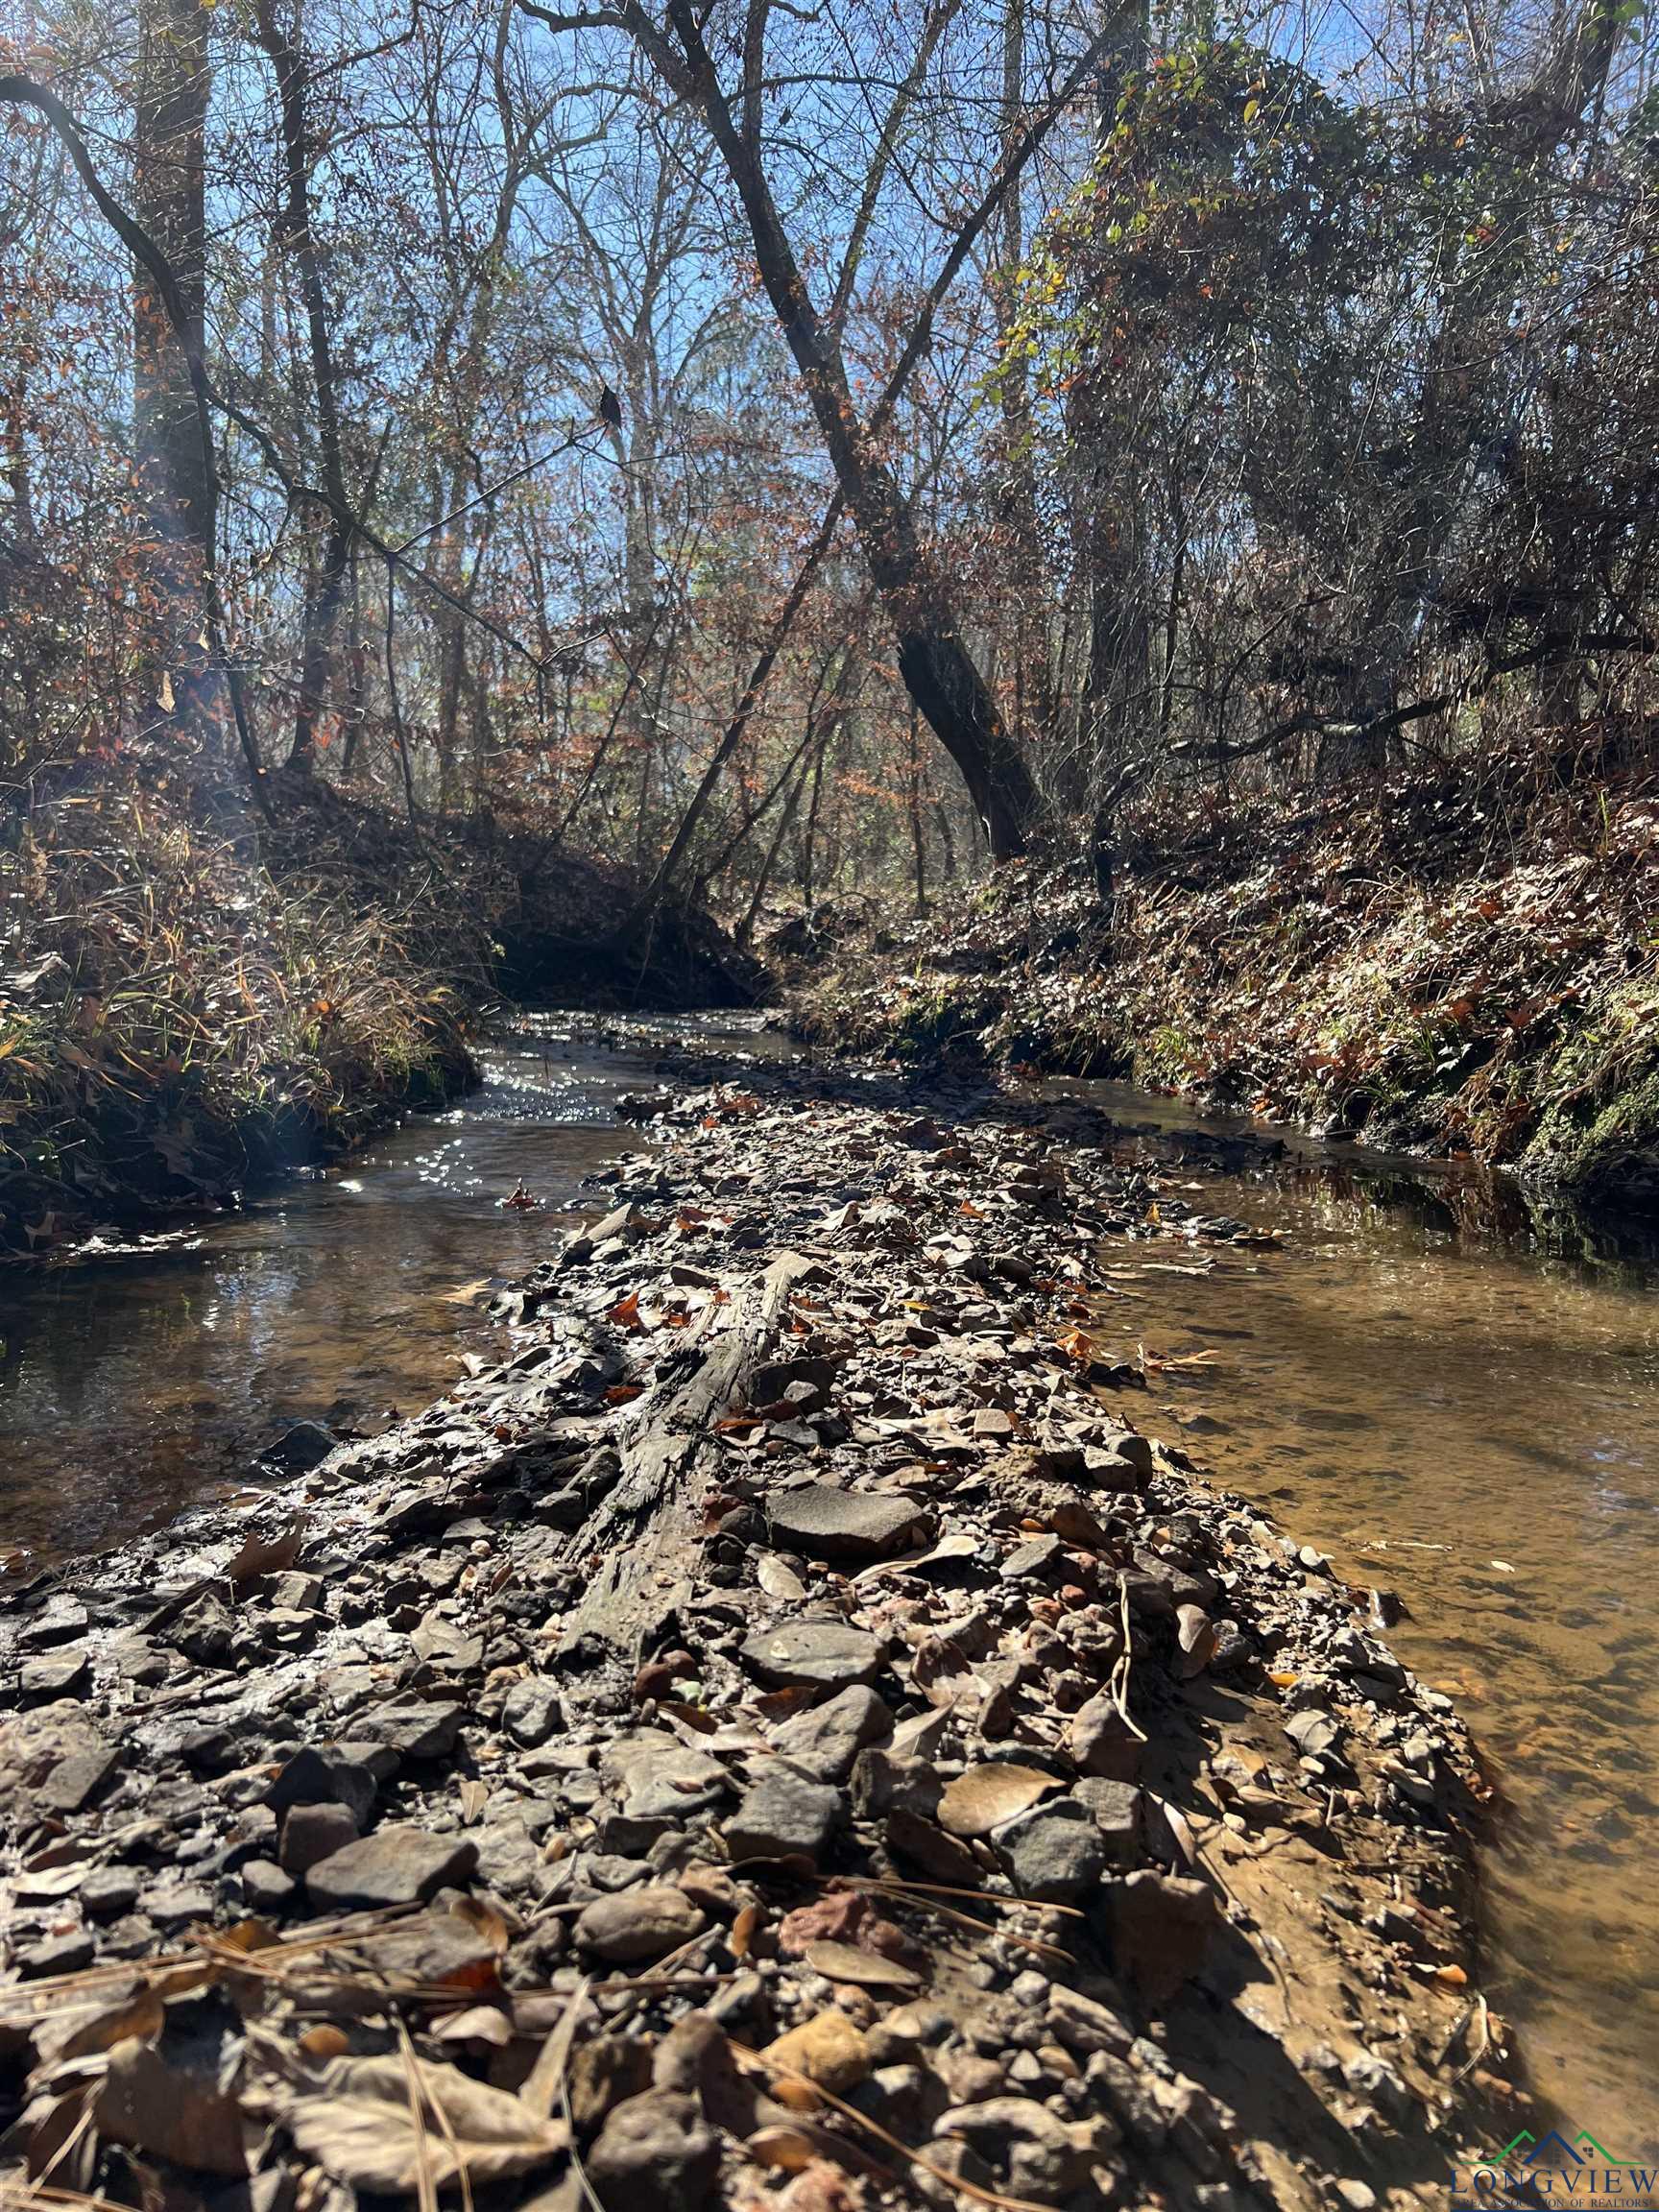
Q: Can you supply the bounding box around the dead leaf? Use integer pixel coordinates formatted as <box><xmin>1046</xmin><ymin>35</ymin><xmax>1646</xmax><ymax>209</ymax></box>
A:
<box><xmin>226</xmin><ymin>1518</ymin><xmax>306</xmax><ymax>1589</ymax></box>
<box><xmin>216</xmin><ymin>1918</ymin><xmax>281</xmax><ymax>1956</ymax></box>
<box><xmin>1175</xmin><ymin>1604</ymin><xmax>1215</xmax><ymax>1678</ymax></box>
<box><xmin>746</xmin><ymin>2126</ymin><xmax>823</xmax><ymax>2173</ymax></box>
<box><xmin>35</xmin><ymin>1981</ymin><xmax>164</xmax><ymax>2066</ymax></box>
<box><xmin>1143</xmin><ymin>1793</ymin><xmax>1196</xmax><ymax>1870</ymax></box>
<box><xmin>757</xmin><ymin>1554</ymin><xmax>807</xmax><ymax>1600</ymax></box>
<box><xmin>858</xmin><ymin>1531</ymin><xmax>977</xmax><ymax>1583</ymax></box>
<box><xmin>272</xmin><ymin>2051</ymin><xmax>569</xmax><ymax>2191</ymax></box>
<box><xmin>18</xmin><ymin>2086</ymin><xmax>99</xmax><ymax>2188</ymax></box>
<box><xmin>769</xmin><ymin>2078</ymin><xmax>825</xmax><ymax>2115</ymax></box>
<box><xmin>432</xmin><ymin>2006</ymin><xmax>515</xmax><ymax>2047</ymax></box>
<box><xmin>94</xmin><ymin>2037</ymin><xmax>249</xmax><ymax>2176</ymax></box>
<box><xmin>937</xmin><ymin>1764</ymin><xmax>1059</xmax><ymax>1839</ymax></box>
<box><xmin>15</xmin><ymin>1864</ymin><xmax>87</xmax><ymax>1901</ymax></box>
<box><xmin>519</xmin><ymin>1976</ymin><xmax>589</xmax><ymax>2123</ymax></box>
<box><xmin>450</xmin><ymin>1896</ymin><xmax>512</xmax><ymax>1954</ymax></box>
<box><xmin>802</xmin><ymin>1941</ymin><xmax>924</xmax><ymax>1993</ymax></box>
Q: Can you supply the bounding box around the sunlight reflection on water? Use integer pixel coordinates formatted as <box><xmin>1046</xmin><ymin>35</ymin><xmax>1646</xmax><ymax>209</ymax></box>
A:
<box><xmin>0</xmin><ymin>1012</ymin><xmax>778</xmax><ymax>1559</ymax></box>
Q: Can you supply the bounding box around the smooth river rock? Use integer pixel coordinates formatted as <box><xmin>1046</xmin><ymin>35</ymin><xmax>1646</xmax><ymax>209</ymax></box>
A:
<box><xmin>764</xmin><ymin>1482</ymin><xmax>931</xmax><ymax>1561</ymax></box>
<box><xmin>739</xmin><ymin>1619</ymin><xmax>884</xmax><ymax>1689</ymax></box>
<box><xmin>576</xmin><ymin>1886</ymin><xmax>708</xmax><ymax>1962</ymax></box>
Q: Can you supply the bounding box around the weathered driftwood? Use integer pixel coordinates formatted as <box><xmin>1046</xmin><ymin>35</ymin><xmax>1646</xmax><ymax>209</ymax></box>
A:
<box><xmin>564</xmin><ymin>1249</ymin><xmax>821</xmax><ymax>1652</ymax></box>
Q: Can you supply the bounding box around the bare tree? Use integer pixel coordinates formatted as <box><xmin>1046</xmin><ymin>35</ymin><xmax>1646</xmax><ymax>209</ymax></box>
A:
<box><xmin>517</xmin><ymin>0</ymin><xmax>1086</xmax><ymax>855</ymax></box>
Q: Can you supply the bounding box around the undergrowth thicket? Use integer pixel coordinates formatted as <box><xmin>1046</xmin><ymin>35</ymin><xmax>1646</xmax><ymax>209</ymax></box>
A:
<box><xmin>794</xmin><ymin>744</ymin><xmax>1659</xmax><ymax>1208</ymax></box>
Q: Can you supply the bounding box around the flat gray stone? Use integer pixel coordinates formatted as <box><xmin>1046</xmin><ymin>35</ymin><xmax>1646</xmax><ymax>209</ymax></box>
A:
<box><xmin>39</xmin><ymin>1744</ymin><xmax>119</xmax><ymax>1814</ymax></box>
<box><xmin>771</xmin><ymin>1685</ymin><xmax>892</xmax><ymax>1782</ymax></box>
<box><xmin>596</xmin><ymin>1733</ymin><xmax>728</xmax><ymax>1852</ymax></box>
<box><xmin>410</xmin><ymin>1612</ymin><xmax>484</xmax><ymax>1671</ymax></box>
<box><xmin>1286</xmin><ymin>1708</ymin><xmax>1342</xmax><ymax>1760</ymax></box>
<box><xmin>147</xmin><ymin>1881</ymin><xmax>217</xmax><ymax>1929</ymax></box>
<box><xmin>349</xmin><ymin>1700</ymin><xmax>466</xmax><ymax>1762</ymax></box>
<box><xmin>765</xmin><ymin>1484</ymin><xmax>930</xmax><ymax>1562</ymax></box>
<box><xmin>262</xmin><ymin>1420</ymin><xmax>335</xmax><ymax>1474</ymax></box>
<box><xmin>18</xmin><ymin>1931</ymin><xmax>95</xmax><ymax>1978</ymax></box>
<box><xmin>471</xmin><ymin>1823</ymin><xmax>546</xmax><ymax>1897</ymax></box>
<box><xmin>503</xmin><ymin>1676</ymin><xmax>564</xmax><ymax>1748</ymax></box>
<box><xmin>587</xmin><ymin>2090</ymin><xmax>719</xmax><ymax>2212</ymax></box>
<box><xmin>1072</xmin><ymin>1778</ymin><xmax>1141</xmax><ymax>1867</ymax></box>
<box><xmin>998</xmin><ymin>1802</ymin><xmax>1106</xmax><ymax>1905</ymax></box>
<box><xmin>80</xmin><ymin>1866</ymin><xmax>141</xmax><ymax>1919</ymax></box>
<box><xmin>740</xmin><ymin>1620</ymin><xmax>883</xmax><ymax>1690</ymax></box>
<box><xmin>304</xmin><ymin>1825</ymin><xmax>477</xmax><ymax>1909</ymax></box>
<box><xmin>280</xmin><ymin>1801</ymin><xmax>360</xmax><ymax>1876</ymax></box>
<box><xmin>266</xmin><ymin>1745</ymin><xmax>379</xmax><ymax>1827</ymax></box>
<box><xmin>1069</xmin><ymin>1692</ymin><xmax>1142</xmax><ymax>1782</ymax></box>
<box><xmin>20</xmin><ymin>1650</ymin><xmax>90</xmax><ymax>1702</ymax></box>
<box><xmin>18</xmin><ymin>1599</ymin><xmax>90</xmax><ymax>1649</ymax></box>
<box><xmin>1000</xmin><ymin>1535</ymin><xmax>1063</xmax><ymax>1581</ymax></box>
<box><xmin>1083</xmin><ymin>1433</ymin><xmax>1155</xmax><ymax>1489</ymax></box>
<box><xmin>241</xmin><ymin>1859</ymin><xmax>297</xmax><ymax>1911</ymax></box>
<box><xmin>724</xmin><ymin>1769</ymin><xmax>841</xmax><ymax>1867</ymax></box>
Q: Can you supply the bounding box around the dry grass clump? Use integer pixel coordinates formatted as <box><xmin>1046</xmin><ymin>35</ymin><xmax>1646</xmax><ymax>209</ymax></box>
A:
<box><xmin>0</xmin><ymin>786</ymin><xmax>472</xmax><ymax>1249</ymax></box>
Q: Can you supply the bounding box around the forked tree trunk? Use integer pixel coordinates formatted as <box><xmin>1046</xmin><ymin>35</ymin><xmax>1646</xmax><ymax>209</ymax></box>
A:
<box><xmin>661</xmin><ymin>0</ymin><xmax>1042</xmax><ymax>857</ymax></box>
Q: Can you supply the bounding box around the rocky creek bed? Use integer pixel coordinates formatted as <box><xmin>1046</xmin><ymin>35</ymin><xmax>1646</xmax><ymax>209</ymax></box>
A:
<box><xmin>0</xmin><ymin>1066</ymin><xmax>1524</xmax><ymax>2212</ymax></box>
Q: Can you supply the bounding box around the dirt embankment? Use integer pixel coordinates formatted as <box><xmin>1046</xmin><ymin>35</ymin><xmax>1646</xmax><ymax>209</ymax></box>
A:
<box><xmin>0</xmin><ymin>1067</ymin><xmax>1522</xmax><ymax>2212</ymax></box>
<box><xmin>792</xmin><ymin>751</ymin><xmax>1659</xmax><ymax>1209</ymax></box>
<box><xmin>0</xmin><ymin>771</ymin><xmax>761</xmax><ymax>1252</ymax></box>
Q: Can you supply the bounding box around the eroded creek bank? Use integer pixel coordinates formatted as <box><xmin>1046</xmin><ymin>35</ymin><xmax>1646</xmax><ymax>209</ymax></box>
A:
<box><xmin>0</xmin><ymin>1063</ymin><xmax>1517</xmax><ymax>2212</ymax></box>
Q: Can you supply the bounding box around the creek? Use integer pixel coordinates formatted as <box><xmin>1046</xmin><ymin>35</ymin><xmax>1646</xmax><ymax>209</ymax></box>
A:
<box><xmin>2</xmin><ymin>1016</ymin><xmax>1655</xmax><ymax>2141</ymax></box>
<box><xmin>1050</xmin><ymin>1074</ymin><xmax>1659</xmax><ymax>2143</ymax></box>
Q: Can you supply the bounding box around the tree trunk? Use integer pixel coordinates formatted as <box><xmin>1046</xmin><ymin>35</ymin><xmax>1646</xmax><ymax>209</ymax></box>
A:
<box><xmin>993</xmin><ymin>0</ymin><xmax>1054</xmax><ymax>748</ymax></box>
<box><xmin>738</xmin><ymin>743</ymin><xmax>811</xmax><ymax>948</ymax></box>
<box><xmin>132</xmin><ymin>0</ymin><xmax>214</xmax><ymax>721</ymax></box>
<box><xmin>907</xmin><ymin>699</ymin><xmax>928</xmax><ymax>915</ymax></box>
<box><xmin>255</xmin><ymin>0</ymin><xmax>351</xmax><ymax>773</ymax></box>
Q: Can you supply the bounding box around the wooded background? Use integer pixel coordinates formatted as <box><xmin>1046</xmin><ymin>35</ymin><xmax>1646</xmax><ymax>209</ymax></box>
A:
<box><xmin>3</xmin><ymin>0</ymin><xmax>1655</xmax><ymax>924</ymax></box>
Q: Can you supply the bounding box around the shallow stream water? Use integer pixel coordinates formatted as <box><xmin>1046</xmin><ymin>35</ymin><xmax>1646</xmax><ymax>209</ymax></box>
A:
<box><xmin>0</xmin><ymin>1013</ymin><xmax>776</xmax><ymax>1559</ymax></box>
<box><xmin>1050</xmin><ymin>1076</ymin><xmax>1659</xmax><ymax>2146</ymax></box>
<box><xmin>2</xmin><ymin>1020</ymin><xmax>1656</xmax><ymax>2145</ymax></box>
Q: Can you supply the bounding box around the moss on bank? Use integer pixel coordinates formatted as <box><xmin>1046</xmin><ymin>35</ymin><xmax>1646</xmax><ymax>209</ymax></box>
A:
<box><xmin>1521</xmin><ymin>974</ymin><xmax>1659</xmax><ymax>1203</ymax></box>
